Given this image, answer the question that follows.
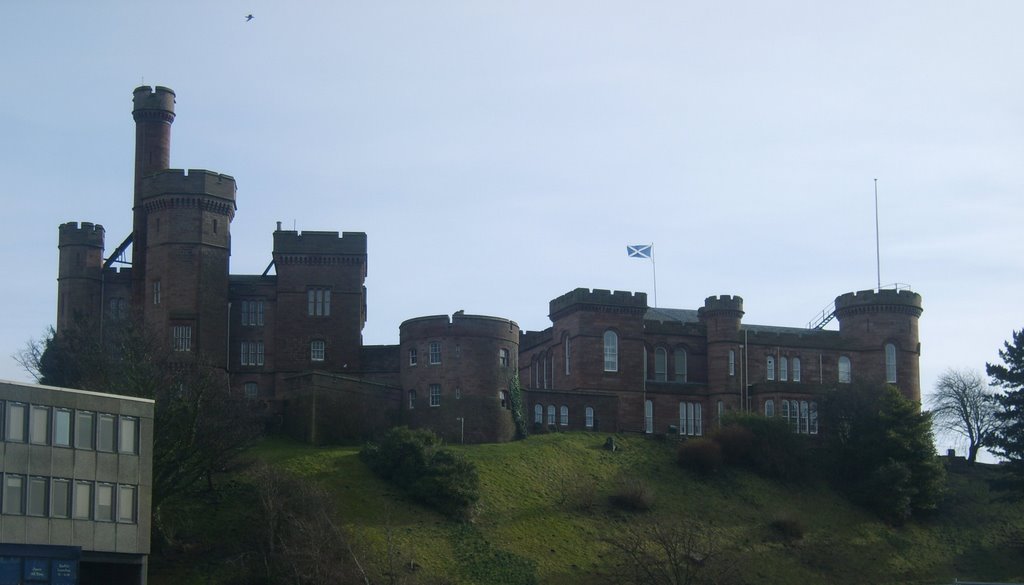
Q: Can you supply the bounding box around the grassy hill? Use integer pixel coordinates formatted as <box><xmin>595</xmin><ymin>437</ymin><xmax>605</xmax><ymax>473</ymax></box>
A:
<box><xmin>150</xmin><ymin>432</ymin><xmax>1024</xmax><ymax>584</ymax></box>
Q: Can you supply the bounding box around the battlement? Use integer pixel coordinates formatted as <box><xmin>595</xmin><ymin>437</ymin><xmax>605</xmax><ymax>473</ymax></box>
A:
<box><xmin>401</xmin><ymin>312</ymin><xmax>519</xmax><ymax>341</ymax></box>
<box><xmin>701</xmin><ymin>295</ymin><xmax>744</xmax><ymax>313</ymax></box>
<box><xmin>834</xmin><ymin>288</ymin><xmax>922</xmax><ymax>317</ymax></box>
<box><xmin>140</xmin><ymin>169</ymin><xmax>236</xmax><ymax>202</ymax></box>
<box><xmin>132</xmin><ymin>86</ymin><xmax>175</xmax><ymax>119</ymax></box>
<box><xmin>58</xmin><ymin>222</ymin><xmax>105</xmax><ymax>248</ymax></box>
<box><xmin>273</xmin><ymin>229</ymin><xmax>367</xmax><ymax>256</ymax></box>
<box><xmin>549</xmin><ymin>288</ymin><xmax>648</xmax><ymax>318</ymax></box>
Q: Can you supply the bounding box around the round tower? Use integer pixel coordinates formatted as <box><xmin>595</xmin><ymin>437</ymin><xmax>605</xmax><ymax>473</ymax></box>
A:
<box><xmin>56</xmin><ymin>222</ymin><xmax>105</xmax><ymax>336</ymax></box>
<box><xmin>834</xmin><ymin>289</ymin><xmax>923</xmax><ymax>403</ymax></box>
<box><xmin>699</xmin><ymin>295</ymin><xmax>744</xmax><ymax>400</ymax></box>
<box><xmin>131</xmin><ymin>86</ymin><xmax>176</xmax><ymax>310</ymax></box>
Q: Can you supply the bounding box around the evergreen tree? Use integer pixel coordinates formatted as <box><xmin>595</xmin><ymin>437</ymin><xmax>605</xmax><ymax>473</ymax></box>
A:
<box><xmin>986</xmin><ymin>329</ymin><xmax>1024</xmax><ymax>490</ymax></box>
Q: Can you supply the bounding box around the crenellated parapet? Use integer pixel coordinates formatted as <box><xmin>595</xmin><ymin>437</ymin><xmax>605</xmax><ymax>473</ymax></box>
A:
<box><xmin>273</xmin><ymin>230</ymin><xmax>367</xmax><ymax>266</ymax></box>
<box><xmin>834</xmin><ymin>289</ymin><xmax>923</xmax><ymax>319</ymax></box>
<box><xmin>698</xmin><ymin>295</ymin><xmax>744</xmax><ymax>319</ymax></box>
<box><xmin>401</xmin><ymin>312</ymin><xmax>519</xmax><ymax>342</ymax></box>
<box><xmin>132</xmin><ymin>85</ymin><xmax>176</xmax><ymax>124</ymax></box>
<box><xmin>139</xmin><ymin>169</ymin><xmax>237</xmax><ymax>215</ymax></box>
<box><xmin>58</xmin><ymin>222</ymin><xmax>105</xmax><ymax>249</ymax></box>
<box><xmin>549</xmin><ymin>288</ymin><xmax>648</xmax><ymax>320</ymax></box>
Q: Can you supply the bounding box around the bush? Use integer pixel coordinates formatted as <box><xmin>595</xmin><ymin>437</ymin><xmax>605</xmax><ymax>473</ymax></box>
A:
<box><xmin>769</xmin><ymin>516</ymin><xmax>805</xmax><ymax>543</ymax></box>
<box><xmin>712</xmin><ymin>424</ymin><xmax>756</xmax><ymax>465</ymax></box>
<box><xmin>609</xmin><ymin>477</ymin><xmax>654</xmax><ymax>512</ymax></box>
<box><xmin>718</xmin><ymin>413</ymin><xmax>812</xmax><ymax>481</ymax></box>
<box><xmin>677</xmin><ymin>438</ymin><xmax>723</xmax><ymax>475</ymax></box>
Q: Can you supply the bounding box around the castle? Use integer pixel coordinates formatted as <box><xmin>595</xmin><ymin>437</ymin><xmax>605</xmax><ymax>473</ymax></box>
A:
<box><xmin>55</xmin><ymin>86</ymin><xmax>923</xmax><ymax>444</ymax></box>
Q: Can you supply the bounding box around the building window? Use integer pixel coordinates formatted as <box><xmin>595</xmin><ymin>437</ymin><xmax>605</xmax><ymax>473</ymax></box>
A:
<box><xmin>6</xmin><ymin>402</ymin><xmax>26</xmax><ymax>442</ymax></box>
<box><xmin>52</xmin><ymin>479</ymin><xmax>71</xmax><ymax>518</ymax></box>
<box><xmin>780</xmin><ymin>357</ymin><xmax>788</xmax><ymax>382</ymax></box>
<box><xmin>455</xmin><ymin>387</ymin><xmax>461</xmax><ymax>400</ymax></box>
<box><xmin>543</xmin><ymin>355</ymin><xmax>549</xmax><ymax>389</ymax></box>
<box><xmin>800</xmin><ymin>401</ymin><xmax>810</xmax><ymax>434</ymax></box>
<box><xmin>534</xmin><ymin>404</ymin><xmax>543</xmax><ymax>424</ymax></box>
<box><xmin>429</xmin><ymin>342</ymin><xmax>441</xmax><ymax>365</ymax></box>
<box><xmin>717</xmin><ymin>400</ymin><xmax>724</xmax><ymax>425</ymax></box>
<box><xmin>559</xmin><ymin>405</ymin><xmax>569</xmax><ymax>426</ymax></box>
<box><xmin>3</xmin><ymin>475</ymin><xmax>24</xmax><ymax>515</ymax></box>
<box><xmin>679</xmin><ymin>402</ymin><xmax>703</xmax><ymax>436</ymax></box>
<box><xmin>764</xmin><ymin>399</ymin><xmax>775</xmax><ymax>418</ymax></box>
<box><xmin>97</xmin><ymin>414</ymin><xmax>116</xmax><ymax>452</ymax></box>
<box><xmin>153</xmin><ymin>280</ymin><xmax>161</xmax><ymax>305</ymax></box>
<box><xmin>311</xmin><ymin>340</ymin><xmax>325</xmax><ymax>362</ymax></box>
<box><xmin>118</xmin><ymin>485</ymin><xmax>136</xmax><ymax>523</ymax></box>
<box><xmin>564</xmin><ymin>335</ymin><xmax>571</xmax><ymax>376</ymax></box>
<box><xmin>499</xmin><ymin>348</ymin><xmax>510</xmax><ymax>368</ymax></box>
<box><xmin>603</xmin><ymin>330</ymin><xmax>618</xmax><ymax>372</ymax></box>
<box><xmin>27</xmin><ymin>476</ymin><xmax>48</xmax><ymax>517</ymax></box>
<box><xmin>885</xmin><ymin>343</ymin><xmax>897</xmax><ymax>383</ymax></box>
<box><xmin>675</xmin><ymin>349</ymin><xmax>688</xmax><ymax>383</ymax></box>
<box><xmin>75</xmin><ymin>411</ymin><xmax>94</xmax><ymax>450</ymax></box>
<box><xmin>307</xmin><ymin>287</ymin><xmax>331</xmax><ymax>316</ymax></box>
<box><xmin>766</xmin><ymin>356</ymin><xmax>775</xmax><ymax>381</ymax></box>
<box><xmin>430</xmin><ymin>384</ymin><xmax>441</xmax><ymax>407</ymax></box>
<box><xmin>455</xmin><ymin>344</ymin><xmax>461</xmax><ymax>358</ymax></box>
<box><xmin>73</xmin><ymin>481</ymin><xmax>92</xmax><ymax>520</ymax></box>
<box><xmin>96</xmin><ymin>483</ymin><xmax>114</xmax><ymax>522</ymax></box>
<box><xmin>781</xmin><ymin>399</ymin><xmax>790</xmax><ymax>421</ymax></box>
<box><xmin>108</xmin><ymin>297</ymin><xmax>127</xmax><ymax>319</ymax></box>
<box><xmin>408</xmin><ymin>390</ymin><xmax>416</xmax><ymax>409</ymax></box>
<box><xmin>654</xmin><ymin>347</ymin><xmax>667</xmax><ymax>382</ymax></box>
<box><xmin>30</xmin><ymin>405</ymin><xmax>49</xmax><ymax>445</ymax></box>
<box><xmin>793</xmin><ymin>358</ymin><xmax>801</xmax><ymax>382</ymax></box>
<box><xmin>241</xmin><ymin>300</ymin><xmax>265</xmax><ymax>327</ymax></box>
<box><xmin>499</xmin><ymin>391</ymin><xmax>508</xmax><ymax>409</ymax></box>
<box><xmin>244</xmin><ymin>382</ymin><xmax>258</xmax><ymax>400</ymax></box>
<box><xmin>810</xmin><ymin>402</ymin><xmax>819</xmax><ymax>434</ymax></box>
<box><xmin>546</xmin><ymin>405</ymin><xmax>556</xmax><ymax>426</ymax></box>
<box><xmin>241</xmin><ymin>341</ymin><xmax>265</xmax><ymax>366</ymax></box>
<box><xmin>838</xmin><ymin>356</ymin><xmax>852</xmax><ymax>383</ymax></box>
<box><xmin>409</xmin><ymin>348</ymin><xmax>417</xmax><ymax>366</ymax></box>
<box><xmin>119</xmin><ymin>417</ymin><xmax>138</xmax><ymax>454</ymax></box>
<box><xmin>644</xmin><ymin>400</ymin><xmax>653</xmax><ymax>434</ymax></box>
<box><xmin>585</xmin><ymin>406</ymin><xmax>594</xmax><ymax>429</ymax></box>
<box><xmin>728</xmin><ymin>350</ymin><xmax>736</xmax><ymax>377</ymax></box>
<box><xmin>172</xmin><ymin>325</ymin><xmax>192</xmax><ymax>352</ymax></box>
<box><xmin>54</xmin><ymin>408</ymin><xmax>72</xmax><ymax>447</ymax></box>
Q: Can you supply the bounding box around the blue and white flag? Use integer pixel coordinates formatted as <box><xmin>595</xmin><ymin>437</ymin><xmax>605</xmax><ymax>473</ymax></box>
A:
<box><xmin>626</xmin><ymin>244</ymin><xmax>652</xmax><ymax>259</ymax></box>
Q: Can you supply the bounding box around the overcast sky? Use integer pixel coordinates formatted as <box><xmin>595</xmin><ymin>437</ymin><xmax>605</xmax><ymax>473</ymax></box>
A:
<box><xmin>2</xmin><ymin>2</ymin><xmax>1021</xmax><ymax>456</ymax></box>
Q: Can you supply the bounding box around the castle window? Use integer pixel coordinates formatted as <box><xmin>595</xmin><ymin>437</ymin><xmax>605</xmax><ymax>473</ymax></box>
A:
<box><xmin>456</xmin><ymin>387</ymin><xmax>461</xmax><ymax>400</ymax></box>
<box><xmin>603</xmin><ymin>331</ymin><xmax>618</xmax><ymax>372</ymax></box>
<box><xmin>430</xmin><ymin>384</ymin><xmax>441</xmax><ymax>407</ymax></box>
<box><xmin>560</xmin><ymin>405</ymin><xmax>569</xmax><ymax>426</ymax></box>
<box><xmin>543</xmin><ymin>355</ymin><xmax>549</xmax><ymax>389</ymax></box>
<box><xmin>838</xmin><ymin>356</ymin><xmax>851</xmax><ymax>383</ymax></box>
<box><xmin>244</xmin><ymin>382</ymin><xmax>258</xmax><ymax>400</ymax></box>
<box><xmin>800</xmin><ymin>401</ymin><xmax>810</xmax><ymax>434</ymax></box>
<box><xmin>675</xmin><ymin>349</ymin><xmax>688</xmax><ymax>383</ymax></box>
<box><xmin>564</xmin><ymin>335</ymin><xmax>571</xmax><ymax>376</ymax></box>
<box><xmin>717</xmin><ymin>400</ymin><xmax>724</xmax><ymax>425</ymax></box>
<box><xmin>764</xmin><ymin>399</ymin><xmax>775</xmax><ymax>418</ymax></box>
<box><xmin>654</xmin><ymin>347</ymin><xmax>667</xmax><ymax>382</ymax></box>
<box><xmin>408</xmin><ymin>390</ymin><xmax>416</xmax><ymax>409</ymax></box>
<box><xmin>780</xmin><ymin>357</ymin><xmax>788</xmax><ymax>382</ymax></box>
<box><xmin>810</xmin><ymin>402</ymin><xmax>818</xmax><ymax>434</ymax></box>
<box><xmin>546</xmin><ymin>405</ymin><xmax>556</xmax><ymax>426</ymax></box>
<box><xmin>789</xmin><ymin>400</ymin><xmax>800</xmax><ymax>432</ymax></box>
<box><xmin>885</xmin><ymin>343</ymin><xmax>897</xmax><ymax>383</ymax></box>
<box><xmin>793</xmin><ymin>358</ymin><xmax>801</xmax><ymax>382</ymax></box>
<box><xmin>241</xmin><ymin>300</ymin><xmax>265</xmax><ymax>327</ymax></box>
<box><xmin>644</xmin><ymin>400</ymin><xmax>653</xmax><ymax>434</ymax></box>
<box><xmin>766</xmin><ymin>356</ymin><xmax>775</xmax><ymax>381</ymax></box>
<box><xmin>241</xmin><ymin>341</ymin><xmax>265</xmax><ymax>366</ymax></box>
<box><xmin>409</xmin><ymin>348</ymin><xmax>417</xmax><ymax>366</ymax></box>
<box><xmin>213</xmin><ymin>219</ymin><xmax>218</xmax><ymax>234</ymax></box>
<box><xmin>534</xmin><ymin>404</ymin><xmax>543</xmax><ymax>424</ymax></box>
<box><xmin>307</xmin><ymin>287</ymin><xmax>331</xmax><ymax>317</ymax></box>
<box><xmin>499</xmin><ymin>348</ymin><xmax>510</xmax><ymax>368</ymax></box>
<box><xmin>728</xmin><ymin>350</ymin><xmax>736</xmax><ymax>376</ymax></box>
<box><xmin>153</xmin><ymin>280</ymin><xmax>161</xmax><ymax>305</ymax></box>
<box><xmin>429</xmin><ymin>342</ymin><xmax>441</xmax><ymax>365</ymax></box>
<box><xmin>3</xmin><ymin>475</ymin><xmax>24</xmax><ymax>515</ymax></box>
<box><xmin>499</xmin><ymin>391</ymin><xmax>508</xmax><ymax>409</ymax></box>
<box><xmin>781</xmin><ymin>400</ymin><xmax>790</xmax><ymax>421</ymax></box>
<box><xmin>585</xmin><ymin>406</ymin><xmax>594</xmax><ymax>429</ymax></box>
<box><xmin>679</xmin><ymin>402</ymin><xmax>702</xmax><ymax>436</ymax></box>
<box><xmin>311</xmin><ymin>340</ymin><xmax>325</xmax><ymax>362</ymax></box>
<box><xmin>108</xmin><ymin>297</ymin><xmax>126</xmax><ymax>319</ymax></box>
<box><xmin>172</xmin><ymin>325</ymin><xmax>192</xmax><ymax>352</ymax></box>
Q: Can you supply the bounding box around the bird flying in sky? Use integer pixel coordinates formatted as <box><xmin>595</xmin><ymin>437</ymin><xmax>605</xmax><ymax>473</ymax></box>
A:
<box><xmin>245</xmin><ymin>14</ymin><xmax>254</xmax><ymax>22</ymax></box>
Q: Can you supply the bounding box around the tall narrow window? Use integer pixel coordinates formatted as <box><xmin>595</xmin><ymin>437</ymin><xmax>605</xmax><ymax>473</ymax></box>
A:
<box><xmin>244</xmin><ymin>383</ymin><xmax>258</xmax><ymax>400</ymax></box>
<box><xmin>54</xmin><ymin>409</ymin><xmax>72</xmax><ymax>447</ymax></box>
<box><xmin>409</xmin><ymin>348</ymin><xmax>417</xmax><ymax>366</ymax></box>
<box><xmin>241</xmin><ymin>300</ymin><xmax>265</xmax><ymax>327</ymax></box>
<box><xmin>559</xmin><ymin>405</ymin><xmax>569</xmax><ymax>426</ymax></box>
<box><xmin>679</xmin><ymin>402</ymin><xmax>702</xmax><ymax>436</ymax></box>
<box><xmin>810</xmin><ymin>402</ymin><xmax>819</xmax><ymax>434</ymax></box>
<box><xmin>408</xmin><ymin>390</ymin><xmax>416</xmax><ymax>409</ymax></box>
<box><xmin>547</xmin><ymin>405</ymin><xmax>556</xmax><ymax>425</ymax></box>
<box><xmin>564</xmin><ymin>335</ymin><xmax>571</xmax><ymax>376</ymax></box>
<box><xmin>73</xmin><ymin>481</ymin><xmax>92</xmax><ymax>520</ymax></box>
<box><xmin>885</xmin><ymin>343</ymin><xmax>897</xmax><ymax>383</ymax></box>
<box><xmin>603</xmin><ymin>331</ymin><xmax>618</xmax><ymax>372</ymax></box>
<box><xmin>764</xmin><ymin>399</ymin><xmax>775</xmax><ymax>418</ymax></box>
<box><xmin>838</xmin><ymin>356</ymin><xmax>852</xmax><ymax>383</ymax></box>
<box><xmin>793</xmin><ymin>358</ymin><xmax>801</xmax><ymax>382</ymax></box>
<box><xmin>119</xmin><ymin>417</ymin><xmax>138</xmax><ymax>454</ymax></box>
<box><xmin>675</xmin><ymin>349</ymin><xmax>688</xmax><ymax>383</ymax></box>
<box><xmin>800</xmin><ymin>401</ymin><xmax>810</xmax><ymax>434</ymax></box>
<box><xmin>499</xmin><ymin>348</ymin><xmax>510</xmax><ymax>368</ymax></box>
<box><xmin>241</xmin><ymin>341</ymin><xmax>265</xmax><ymax>366</ymax></box>
<box><xmin>307</xmin><ymin>287</ymin><xmax>331</xmax><ymax>316</ymax></box>
<box><xmin>3</xmin><ymin>475</ymin><xmax>24</xmax><ymax>515</ymax></box>
<box><xmin>96</xmin><ymin>483</ymin><xmax>114</xmax><ymax>522</ymax></box>
<box><xmin>585</xmin><ymin>406</ymin><xmax>594</xmax><ymax>429</ymax></box>
<box><xmin>429</xmin><ymin>384</ymin><xmax>441</xmax><ymax>407</ymax></box>
<box><xmin>429</xmin><ymin>342</ymin><xmax>442</xmax><ymax>365</ymax></box>
<box><xmin>781</xmin><ymin>400</ymin><xmax>790</xmax><ymax>421</ymax></box>
<box><xmin>153</xmin><ymin>280</ymin><xmax>161</xmax><ymax>305</ymax></box>
<box><xmin>30</xmin><ymin>405</ymin><xmax>49</xmax><ymax>445</ymax></box>
<box><xmin>118</xmin><ymin>485</ymin><xmax>136</xmax><ymax>523</ymax></box>
<box><xmin>717</xmin><ymin>400</ymin><xmax>724</xmax><ymax>425</ymax></box>
<box><xmin>6</xmin><ymin>402</ymin><xmax>26</xmax><ymax>442</ymax></box>
<box><xmin>172</xmin><ymin>325</ymin><xmax>192</xmax><ymax>352</ymax></box>
<box><xmin>780</xmin><ymin>357</ymin><xmax>788</xmax><ymax>382</ymax></box>
<box><xmin>75</xmin><ymin>411</ymin><xmax>94</xmax><ymax>449</ymax></box>
<box><xmin>654</xmin><ymin>347</ymin><xmax>667</xmax><ymax>382</ymax></box>
<box><xmin>52</xmin><ymin>479</ymin><xmax>71</xmax><ymax>518</ymax></box>
<box><xmin>534</xmin><ymin>404</ymin><xmax>543</xmax><ymax>424</ymax></box>
<box><xmin>728</xmin><ymin>350</ymin><xmax>736</xmax><ymax>376</ymax></box>
<box><xmin>97</xmin><ymin>414</ymin><xmax>116</xmax><ymax>452</ymax></box>
<box><xmin>766</xmin><ymin>356</ymin><xmax>775</xmax><ymax>381</ymax></box>
<box><xmin>310</xmin><ymin>340</ymin><xmax>325</xmax><ymax>362</ymax></box>
<box><xmin>645</xmin><ymin>400</ymin><xmax>653</xmax><ymax>434</ymax></box>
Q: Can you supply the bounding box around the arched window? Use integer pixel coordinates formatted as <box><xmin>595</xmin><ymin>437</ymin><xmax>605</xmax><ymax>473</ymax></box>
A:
<box><xmin>546</xmin><ymin>405</ymin><xmax>556</xmax><ymax>425</ymax></box>
<box><xmin>790</xmin><ymin>400</ymin><xmax>800</xmax><ymax>432</ymax></box>
<box><xmin>564</xmin><ymin>334</ymin><xmax>571</xmax><ymax>376</ymax></box>
<box><xmin>764</xmin><ymin>399</ymin><xmax>775</xmax><ymax>418</ymax></box>
<box><xmin>766</xmin><ymin>356</ymin><xmax>775</xmax><ymax>381</ymax></box>
<box><xmin>675</xmin><ymin>349</ymin><xmax>687</xmax><ymax>383</ymax></box>
<box><xmin>780</xmin><ymin>357</ymin><xmax>788</xmax><ymax>381</ymax></box>
<box><xmin>781</xmin><ymin>399</ymin><xmax>790</xmax><ymax>421</ymax></box>
<box><xmin>408</xmin><ymin>390</ymin><xmax>416</xmax><ymax>410</ymax></box>
<box><xmin>809</xmin><ymin>402</ymin><xmax>819</xmax><ymax>434</ymax></box>
<box><xmin>838</xmin><ymin>356</ymin><xmax>852</xmax><ymax>383</ymax></box>
<box><xmin>604</xmin><ymin>331</ymin><xmax>618</xmax><ymax>372</ymax></box>
<box><xmin>585</xmin><ymin>406</ymin><xmax>594</xmax><ymax>429</ymax></box>
<box><xmin>644</xmin><ymin>400</ymin><xmax>653</xmax><ymax>434</ymax></box>
<box><xmin>654</xmin><ymin>347</ymin><xmax>667</xmax><ymax>382</ymax></box>
<box><xmin>885</xmin><ymin>343</ymin><xmax>897</xmax><ymax>383</ymax></box>
<box><xmin>560</xmin><ymin>405</ymin><xmax>569</xmax><ymax>426</ymax></box>
<box><xmin>800</xmin><ymin>401</ymin><xmax>809</xmax><ymax>434</ymax></box>
<box><xmin>534</xmin><ymin>404</ymin><xmax>543</xmax><ymax>424</ymax></box>
<box><xmin>792</xmin><ymin>357</ymin><xmax>801</xmax><ymax>382</ymax></box>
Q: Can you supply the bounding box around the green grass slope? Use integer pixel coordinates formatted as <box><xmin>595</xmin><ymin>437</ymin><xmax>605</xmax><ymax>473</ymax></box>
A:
<box><xmin>151</xmin><ymin>432</ymin><xmax>1024</xmax><ymax>585</ymax></box>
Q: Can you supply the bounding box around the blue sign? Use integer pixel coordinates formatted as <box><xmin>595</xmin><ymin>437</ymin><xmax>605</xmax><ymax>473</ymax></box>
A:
<box><xmin>24</xmin><ymin>557</ymin><xmax>49</xmax><ymax>581</ymax></box>
<box><xmin>0</xmin><ymin>557</ymin><xmax>20</xmax><ymax>585</ymax></box>
<box><xmin>52</xmin><ymin>559</ymin><xmax>77</xmax><ymax>585</ymax></box>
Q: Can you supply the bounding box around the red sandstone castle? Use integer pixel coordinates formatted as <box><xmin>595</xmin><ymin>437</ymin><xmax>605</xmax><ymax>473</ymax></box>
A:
<box><xmin>55</xmin><ymin>87</ymin><xmax>923</xmax><ymax>444</ymax></box>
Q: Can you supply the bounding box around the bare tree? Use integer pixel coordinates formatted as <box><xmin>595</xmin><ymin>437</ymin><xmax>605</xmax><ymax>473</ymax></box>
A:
<box><xmin>602</xmin><ymin>518</ymin><xmax>736</xmax><ymax>585</ymax></box>
<box><xmin>929</xmin><ymin>368</ymin><xmax>1000</xmax><ymax>464</ymax></box>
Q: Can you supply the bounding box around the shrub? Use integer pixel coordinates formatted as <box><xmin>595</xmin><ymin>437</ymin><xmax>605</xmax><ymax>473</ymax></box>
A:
<box><xmin>712</xmin><ymin>424</ymin><xmax>756</xmax><ymax>465</ymax></box>
<box><xmin>609</xmin><ymin>478</ymin><xmax>654</xmax><ymax>512</ymax></box>
<box><xmin>769</xmin><ymin>516</ymin><xmax>805</xmax><ymax>543</ymax></box>
<box><xmin>677</xmin><ymin>438</ymin><xmax>723</xmax><ymax>475</ymax></box>
<box><xmin>718</xmin><ymin>413</ymin><xmax>811</xmax><ymax>481</ymax></box>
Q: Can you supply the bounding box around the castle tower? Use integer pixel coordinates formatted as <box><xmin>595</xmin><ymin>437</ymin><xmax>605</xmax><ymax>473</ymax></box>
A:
<box><xmin>140</xmin><ymin>170</ymin><xmax>236</xmax><ymax>365</ymax></box>
<box><xmin>56</xmin><ymin>222</ymin><xmax>105</xmax><ymax>336</ymax></box>
<box><xmin>698</xmin><ymin>295</ymin><xmax>744</xmax><ymax>401</ymax></box>
<box><xmin>131</xmin><ymin>86</ymin><xmax>175</xmax><ymax>310</ymax></box>
<box><xmin>834</xmin><ymin>289</ymin><xmax>923</xmax><ymax>403</ymax></box>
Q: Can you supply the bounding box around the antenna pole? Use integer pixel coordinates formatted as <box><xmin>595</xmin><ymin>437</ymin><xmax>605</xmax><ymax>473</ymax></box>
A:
<box><xmin>874</xmin><ymin>178</ymin><xmax>881</xmax><ymax>290</ymax></box>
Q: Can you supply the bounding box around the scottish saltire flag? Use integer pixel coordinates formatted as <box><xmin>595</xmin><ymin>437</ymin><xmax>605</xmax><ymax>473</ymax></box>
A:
<box><xmin>627</xmin><ymin>244</ymin><xmax>652</xmax><ymax>259</ymax></box>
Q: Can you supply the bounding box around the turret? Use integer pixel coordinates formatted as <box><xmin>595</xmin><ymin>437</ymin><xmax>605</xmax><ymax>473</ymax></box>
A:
<box><xmin>834</xmin><ymin>288</ymin><xmax>923</xmax><ymax>402</ymax></box>
<box><xmin>56</xmin><ymin>222</ymin><xmax>105</xmax><ymax>335</ymax></box>
<box><xmin>699</xmin><ymin>295</ymin><xmax>744</xmax><ymax>397</ymax></box>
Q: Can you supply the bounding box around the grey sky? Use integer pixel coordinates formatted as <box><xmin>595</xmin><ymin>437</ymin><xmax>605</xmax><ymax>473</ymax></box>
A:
<box><xmin>2</xmin><ymin>2</ymin><xmax>1022</xmax><ymax>457</ymax></box>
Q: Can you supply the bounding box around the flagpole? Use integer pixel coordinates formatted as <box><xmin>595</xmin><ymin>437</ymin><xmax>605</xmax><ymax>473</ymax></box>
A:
<box><xmin>874</xmin><ymin>179</ymin><xmax>881</xmax><ymax>291</ymax></box>
<box><xmin>650</xmin><ymin>243</ymin><xmax>658</xmax><ymax>308</ymax></box>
